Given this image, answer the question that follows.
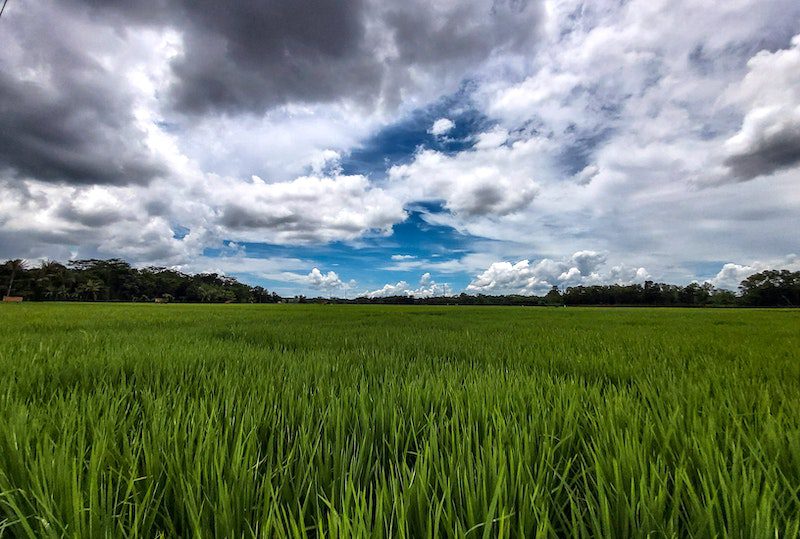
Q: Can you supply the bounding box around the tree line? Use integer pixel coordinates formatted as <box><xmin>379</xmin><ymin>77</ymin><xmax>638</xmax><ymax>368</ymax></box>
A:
<box><xmin>1</xmin><ymin>259</ymin><xmax>280</xmax><ymax>303</ymax></box>
<box><xmin>2</xmin><ymin>258</ymin><xmax>798</xmax><ymax>306</ymax></box>
<box><xmin>561</xmin><ymin>271</ymin><xmax>799</xmax><ymax>307</ymax></box>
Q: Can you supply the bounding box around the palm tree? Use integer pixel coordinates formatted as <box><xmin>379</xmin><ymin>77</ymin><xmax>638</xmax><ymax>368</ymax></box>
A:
<box><xmin>39</xmin><ymin>260</ymin><xmax>64</xmax><ymax>279</ymax></box>
<box><xmin>37</xmin><ymin>260</ymin><xmax>66</xmax><ymax>301</ymax></box>
<box><xmin>78</xmin><ymin>279</ymin><xmax>103</xmax><ymax>301</ymax></box>
<box><xmin>4</xmin><ymin>259</ymin><xmax>27</xmax><ymax>297</ymax></box>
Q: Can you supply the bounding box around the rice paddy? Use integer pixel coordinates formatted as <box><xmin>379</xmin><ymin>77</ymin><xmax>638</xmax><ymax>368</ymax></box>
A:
<box><xmin>0</xmin><ymin>303</ymin><xmax>798</xmax><ymax>537</ymax></box>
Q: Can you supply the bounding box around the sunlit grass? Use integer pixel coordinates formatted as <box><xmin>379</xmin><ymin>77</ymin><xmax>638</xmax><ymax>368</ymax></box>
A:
<box><xmin>0</xmin><ymin>304</ymin><xmax>798</xmax><ymax>537</ymax></box>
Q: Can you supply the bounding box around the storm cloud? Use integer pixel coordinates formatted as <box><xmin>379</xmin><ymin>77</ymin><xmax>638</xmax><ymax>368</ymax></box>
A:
<box><xmin>70</xmin><ymin>0</ymin><xmax>544</xmax><ymax>115</ymax></box>
<box><xmin>0</xmin><ymin>2</ymin><xmax>165</xmax><ymax>185</ymax></box>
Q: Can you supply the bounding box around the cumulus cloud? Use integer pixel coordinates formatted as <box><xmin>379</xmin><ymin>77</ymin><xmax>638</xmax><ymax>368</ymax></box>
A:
<box><xmin>306</xmin><ymin>268</ymin><xmax>346</xmax><ymax>291</ymax></box>
<box><xmin>0</xmin><ymin>177</ymin><xmax>200</xmax><ymax>264</ymax></box>
<box><xmin>574</xmin><ymin>165</ymin><xmax>600</xmax><ymax>185</ymax></box>
<box><xmin>710</xmin><ymin>254</ymin><xmax>800</xmax><ymax>290</ymax></box>
<box><xmin>214</xmin><ymin>172</ymin><xmax>406</xmax><ymax>244</ymax></box>
<box><xmin>716</xmin><ymin>35</ymin><xmax>800</xmax><ymax>182</ymax></box>
<box><xmin>442</xmin><ymin>0</ymin><xmax>800</xmax><ymax>270</ymax></box>
<box><xmin>467</xmin><ymin>251</ymin><xmax>648</xmax><ymax>295</ymax></box>
<box><xmin>273</xmin><ymin>267</ymin><xmax>357</xmax><ymax>295</ymax></box>
<box><xmin>387</xmin><ymin>133</ymin><xmax>543</xmax><ymax>217</ymax></box>
<box><xmin>429</xmin><ymin>118</ymin><xmax>455</xmax><ymax>136</ymax></box>
<box><xmin>363</xmin><ymin>273</ymin><xmax>451</xmax><ymax>298</ymax></box>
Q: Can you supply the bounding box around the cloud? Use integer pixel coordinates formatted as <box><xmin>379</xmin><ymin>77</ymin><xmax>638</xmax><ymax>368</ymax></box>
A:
<box><xmin>429</xmin><ymin>118</ymin><xmax>455</xmax><ymax>136</ymax></box>
<box><xmin>467</xmin><ymin>251</ymin><xmax>648</xmax><ymax>295</ymax></box>
<box><xmin>214</xmin><ymin>172</ymin><xmax>406</xmax><ymax>244</ymax></box>
<box><xmin>387</xmin><ymin>133</ymin><xmax>542</xmax><ymax>217</ymax></box>
<box><xmin>0</xmin><ymin>178</ymin><xmax>199</xmax><ymax>264</ymax></box>
<box><xmin>0</xmin><ymin>1</ymin><xmax>165</xmax><ymax>185</ymax></box>
<box><xmin>270</xmin><ymin>266</ymin><xmax>357</xmax><ymax>295</ymax></box>
<box><xmin>1</xmin><ymin>0</ymin><xmax>799</xmax><ymax>296</ymax></box>
<box><xmin>54</xmin><ymin>187</ymin><xmax>132</xmax><ymax>227</ymax></box>
<box><xmin>68</xmin><ymin>0</ymin><xmax>544</xmax><ymax>116</ymax></box>
<box><xmin>574</xmin><ymin>165</ymin><xmax>600</xmax><ymax>185</ymax></box>
<box><xmin>178</xmin><ymin>254</ymin><xmax>310</xmax><ymax>278</ymax></box>
<box><xmin>716</xmin><ymin>35</ymin><xmax>800</xmax><ymax>182</ymax></box>
<box><xmin>306</xmin><ymin>268</ymin><xmax>346</xmax><ymax>291</ymax></box>
<box><xmin>432</xmin><ymin>0</ymin><xmax>800</xmax><ymax>271</ymax></box>
<box><xmin>363</xmin><ymin>272</ymin><xmax>451</xmax><ymax>298</ymax></box>
<box><xmin>710</xmin><ymin>254</ymin><xmax>800</xmax><ymax>289</ymax></box>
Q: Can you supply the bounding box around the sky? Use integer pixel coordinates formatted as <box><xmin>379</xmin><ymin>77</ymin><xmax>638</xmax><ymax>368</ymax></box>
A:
<box><xmin>0</xmin><ymin>0</ymin><xmax>799</xmax><ymax>297</ymax></box>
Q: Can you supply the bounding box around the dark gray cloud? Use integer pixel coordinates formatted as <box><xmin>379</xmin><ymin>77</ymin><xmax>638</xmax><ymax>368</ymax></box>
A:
<box><xmin>0</xmin><ymin>2</ymin><xmax>165</xmax><ymax>186</ymax></box>
<box><xmin>723</xmin><ymin>124</ymin><xmax>800</xmax><ymax>182</ymax></box>
<box><xmin>72</xmin><ymin>0</ymin><xmax>544</xmax><ymax>115</ymax></box>
<box><xmin>382</xmin><ymin>0</ymin><xmax>540</xmax><ymax>69</ymax></box>
<box><xmin>166</xmin><ymin>0</ymin><xmax>378</xmax><ymax>114</ymax></box>
<box><xmin>0</xmin><ymin>73</ymin><xmax>164</xmax><ymax>186</ymax></box>
<box><xmin>55</xmin><ymin>201</ymin><xmax>127</xmax><ymax>228</ymax></box>
<box><xmin>219</xmin><ymin>205</ymin><xmax>304</xmax><ymax>230</ymax></box>
<box><xmin>0</xmin><ymin>0</ymin><xmax>544</xmax><ymax>188</ymax></box>
<box><xmin>220</xmin><ymin>203</ymin><xmax>363</xmax><ymax>235</ymax></box>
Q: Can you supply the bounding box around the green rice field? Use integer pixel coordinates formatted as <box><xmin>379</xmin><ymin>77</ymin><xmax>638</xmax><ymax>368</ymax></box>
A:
<box><xmin>0</xmin><ymin>303</ymin><xmax>798</xmax><ymax>537</ymax></box>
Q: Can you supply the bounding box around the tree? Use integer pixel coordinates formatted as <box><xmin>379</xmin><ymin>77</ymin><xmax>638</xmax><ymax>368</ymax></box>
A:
<box><xmin>4</xmin><ymin>259</ymin><xmax>26</xmax><ymax>297</ymax></box>
<box><xmin>678</xmin><ymin>282</ymin><xmax>711</xmax><ymax>306</ymax></box>
<box><xmin>739</xmin><ymin>270</ymin><xmax>800</xmax><ymax>306</ymax></box>
<box><xmin>544</xmin><ymin>285</ymin><xmax>563</xmax><ymax>306</ymax></box>
<box><xmin>35</xmin><ymin>260</ymin><xmax>68</xmax><ymax>300</ymax></box>
<box><xmin>709</xmin><ymin>288</ymin><xmax>736</xmax><ymax>306</ymax></box>
<box><xmin>78</xmin><ymin>279</ymin><xmax>103</xmax><ymax>301</ymax></box>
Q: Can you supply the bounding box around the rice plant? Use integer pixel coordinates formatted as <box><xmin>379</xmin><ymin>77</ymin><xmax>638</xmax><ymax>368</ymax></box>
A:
<box><xmin>0</xmin><ymin>304</ymin><xmax>798</xmax><ymax>537</ymax></box>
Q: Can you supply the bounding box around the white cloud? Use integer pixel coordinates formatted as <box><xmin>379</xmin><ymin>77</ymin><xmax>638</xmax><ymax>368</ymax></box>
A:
<box><xmin>179</xmin><ymin>255</ymin><xmax>309</xmax><ymax>278</ymax></box>
<box><xmin>473</xmin><ymin>127</ymin><xmax>508</xmax><ymax>150</ymax></box>
<box><xmin>306</xmin><ymin>268</ymin><xmax>345</xmax><ymax>291</ymax></box>
<box><xmin>177</xmin><ymin>106</ymin><xmax>381</xmax><ymax>183</ymax></box>
<box><xmin>467</xmin><ymin>251</ymin><xmax>648</xmax><ymax>295</ymax></box>
<box><xmin>363</xmin><ymin>273</ymin><xmax>451</xmax><ymax>298</ymax></box>
<box><xmin>387</xmin><ymin>135</ymin><xmax>543</xmax><ymax>217</ymax></box>
<box><xmin>271</xmin><ymin>267</ymin><xmax>358</xmax><ymax>296</ymax></box>
<box><xmin>710</xmin><ymin>254</ymin><xmax>800</xmax><ymax>290</ymax></box>
<box><xmin>575</xmin><ymin>164</ymin><xmax>600</xmax><ymax>185</ymax></box>
<box><xmin>440</xmin><ymin>0</ymin><xmax>800</xmax><ymax>276</ymax></box>
<box><xmin>714</xmin><ymin>35</ymin><xmax>800</xmax><ymax>182</ymax></box>
<box><xmin>428</xmin><ymin>118</ymin><xmax>455</xmax><ymax>136</ymax></box>
<box><xmin>381</xmin><ymin>251</ymin><xmax>501</xmax><ymax>275</ymax></box>
<box><xmin>212</xmin><ymin>172</ymin><xmax>407</xmax><ymax>244</ymax></box>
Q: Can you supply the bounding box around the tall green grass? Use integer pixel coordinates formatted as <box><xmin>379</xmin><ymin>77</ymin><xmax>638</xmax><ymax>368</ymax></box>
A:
<box><xmin>0</xmin><ymin>304</ymin><xmax>798</xmax><ymax>537</ymax></box>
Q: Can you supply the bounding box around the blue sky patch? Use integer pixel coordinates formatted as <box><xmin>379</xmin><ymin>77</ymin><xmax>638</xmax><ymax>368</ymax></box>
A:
<box><xmin>207</xmin><ymin>208</ymin><xmax>480</xmax><ymax>295</ymax></box>
<box><xmin>340</xmin><ymin>85</ymin><xmax>491</xmax><ymax>179</ymax></box>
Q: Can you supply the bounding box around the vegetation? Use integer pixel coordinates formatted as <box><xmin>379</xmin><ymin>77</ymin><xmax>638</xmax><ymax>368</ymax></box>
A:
<box><xmin>0</xmin><ymin>258</ymin><xmax>279</xmax><ymax>303</ymax></box>
<box><xmin>0</xmin><ymin>304</ymin><xmax>798</xmax><ymax>537</ymax></box>
<box><xmin>3</xmin><ymin>258</ymin><xmax>799</xmax><ymax>306</ymax></box>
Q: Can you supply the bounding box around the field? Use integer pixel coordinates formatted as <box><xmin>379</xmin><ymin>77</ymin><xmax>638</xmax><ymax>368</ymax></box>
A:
<box><xmin>0</xmin><ymin>304</ymin><xmax>798</xmax><ymax>537</ymax></box>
